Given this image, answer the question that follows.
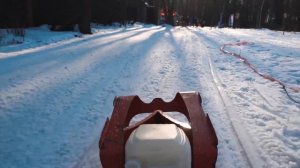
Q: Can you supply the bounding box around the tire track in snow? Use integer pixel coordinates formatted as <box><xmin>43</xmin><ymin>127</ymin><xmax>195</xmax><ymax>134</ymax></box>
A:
<box><xmin>167</xmin><ymin>27</ymin><xmax>251</xmax><ymax>167</ymax></box>
<box><xmin>187</xmin><ymin>27</ymin><xmax>266</xmax><ymax>168</ymax></box>
<box><xmin>72</xmin><ymin>28</ymin><xmax>167</xmax><ymax>168</ymax></box>
<box><xmin>0</xmin><ymin>27</ymin><xmax>165</xmax><ymax>168</ymax></box>
<box><xmin>0</xmin><ymin>27</ymin><xmax>164</xmax><ymax>111</ymax></box>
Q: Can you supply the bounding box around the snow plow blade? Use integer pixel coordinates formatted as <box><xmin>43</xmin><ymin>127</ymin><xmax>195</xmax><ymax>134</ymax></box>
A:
<box><xmin>99</xmin><ymin>91</ymin><xmax>218</xmax><ymax>168</ymax></box>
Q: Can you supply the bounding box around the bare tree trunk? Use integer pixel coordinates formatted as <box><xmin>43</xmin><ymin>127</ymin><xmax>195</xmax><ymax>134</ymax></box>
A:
<box><xmin>26</xmin><ymin>0</ymin><xmax>33</xmax><ymax>27</ymax></box>
<box><xmin>257</xmin><ymin>0</ymin><xmax>265</xmax><ymax>28</ymax></box>
<box><xmin>79</xmin><ymin>0</ymin><xmax>92</xmax><ymax>34</ymax></box>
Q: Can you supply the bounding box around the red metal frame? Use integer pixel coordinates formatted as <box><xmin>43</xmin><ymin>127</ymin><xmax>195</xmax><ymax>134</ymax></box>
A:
<box><xmin>99</xmin><ymin>91</ymin><xmax>218</xmax><ymax>168</ymax></box>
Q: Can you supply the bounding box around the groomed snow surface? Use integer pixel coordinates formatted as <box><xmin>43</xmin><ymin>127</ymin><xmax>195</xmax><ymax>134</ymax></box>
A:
<box><xmin>0</xmin><ymin>24</ymin><xmax>299</xmax><ymax>168</ymax></box>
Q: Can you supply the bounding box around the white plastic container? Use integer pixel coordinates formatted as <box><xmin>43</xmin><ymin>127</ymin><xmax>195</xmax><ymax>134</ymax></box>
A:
<box><xmin>125</xmin><ymin>124</ymin><xmax>191</xmax><ymax>168</ymax></box>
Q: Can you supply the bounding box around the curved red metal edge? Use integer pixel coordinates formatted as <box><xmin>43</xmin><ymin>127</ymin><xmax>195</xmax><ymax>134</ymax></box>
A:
<box><xmin>99</xmin><ymin>91</ymin><xmax>218</xmax><ymax>168</ymax></box>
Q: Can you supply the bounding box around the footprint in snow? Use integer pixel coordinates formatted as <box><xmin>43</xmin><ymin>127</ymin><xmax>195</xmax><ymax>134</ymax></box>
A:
<box><xmin>219</xmin><ymin>67</ymin><xmax>226</xmax><ymax>71</ymax></box>
<box><xmin>240</xmin><ymin>87</ymin><xmax>249</xmax><ymax>92</ymax></box>
<box><xmin>245</xmin><ymin>77</ymin><xmax>254</xmax><ymax>81</ymax></box>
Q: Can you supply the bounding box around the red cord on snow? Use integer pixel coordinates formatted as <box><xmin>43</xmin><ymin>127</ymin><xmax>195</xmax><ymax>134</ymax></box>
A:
<box><xmin>220</xmin><ymin>41</ymin><xmax>300</xmax><ymax>104</ymax></box>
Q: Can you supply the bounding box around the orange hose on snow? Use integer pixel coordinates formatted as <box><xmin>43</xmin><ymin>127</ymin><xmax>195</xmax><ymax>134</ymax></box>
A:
<box><xmin>220</xmin><ymin>41</ymin><xmax>300</xmax><ymax>104</ymax></box>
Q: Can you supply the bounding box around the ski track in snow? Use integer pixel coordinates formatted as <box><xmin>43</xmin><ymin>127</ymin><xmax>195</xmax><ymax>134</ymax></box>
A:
<box><xmin>0</xmin><ymin>25</ymin><xmax>299</xmax><ymax>168</ymax></box>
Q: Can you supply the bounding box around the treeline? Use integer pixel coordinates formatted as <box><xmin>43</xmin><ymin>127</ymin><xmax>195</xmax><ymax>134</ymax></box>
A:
<box><xmin>166</xmin><ymin>0</ymin><xmax>300</xmax><ymax>31</ymax></box>
<box><xmin>0</xmin><ymin>0</ymin><xmax>159</xmax><ymax>34</ymax></box>
<box><xmin>1</xmin><ymin>0</ymin><xmax>93</xmax><ymax>33</ymax></box>
<box><xmin>0</xmin><ymin>0</ymin><xmax>299</xmax><ymax>33</ymax></box>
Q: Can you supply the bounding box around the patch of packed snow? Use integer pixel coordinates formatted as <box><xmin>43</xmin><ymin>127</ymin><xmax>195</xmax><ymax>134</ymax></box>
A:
<box><xmin>0</xmin><ymin>24</ymin><xmax>299</xmax><ymax>168</ymax></box>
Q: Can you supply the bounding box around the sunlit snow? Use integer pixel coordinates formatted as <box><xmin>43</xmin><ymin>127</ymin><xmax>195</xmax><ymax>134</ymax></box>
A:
<box><xmin>0</xmin><ymin>24</ymin><xmax>299</xmax><ymax>168</ymax></box>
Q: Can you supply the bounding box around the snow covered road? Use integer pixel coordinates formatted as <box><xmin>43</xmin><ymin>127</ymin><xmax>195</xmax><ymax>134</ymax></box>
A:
<box><xmin>0</xmin><ymin>25</ymin><xmax>299</xmax><ymax>168</ymax></box>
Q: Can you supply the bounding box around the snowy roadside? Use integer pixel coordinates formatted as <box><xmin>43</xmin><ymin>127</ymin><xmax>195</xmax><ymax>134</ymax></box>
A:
<box><xmin>0</xmin><ymin>24</ymin><xmax>299</xmax><ymax>168</ymax></box>
<box><xmin>190</xmin><ymin>27</ymin><xmax>300</xmax><ymax>167</ymax></box>
<box><xmin>0</xmin><ymin>23</ymin><xmax>146</xmax><ymax>56</ymax></box>
<box><xmin>0</xmin><ymin>25</ymin><xmax>81</xmax><ymax>53</ymax></box>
